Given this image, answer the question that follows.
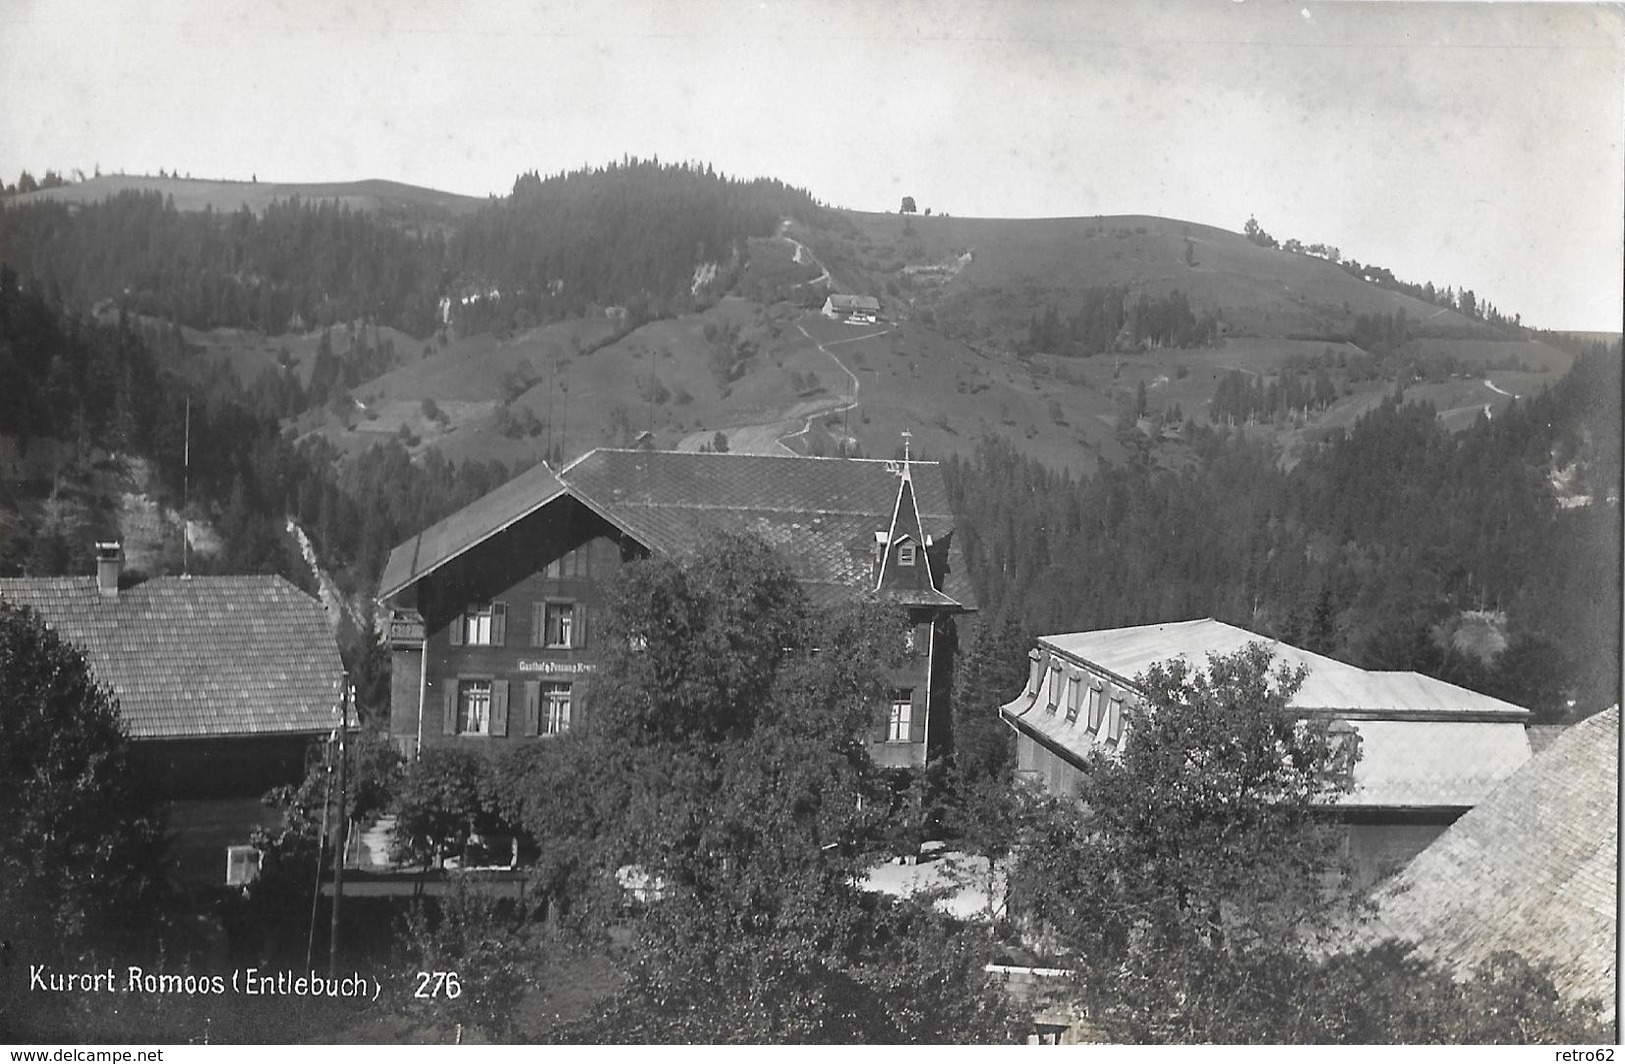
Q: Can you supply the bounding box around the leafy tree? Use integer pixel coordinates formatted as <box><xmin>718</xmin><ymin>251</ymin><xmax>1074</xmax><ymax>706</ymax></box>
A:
<box><xmin>900</xmin><ymin>196</ymin><xmax>917</xmax><ymax>214</ymax></box>
<box><xmin>497</xmin><ymin>534</ymin><xmax>1011</xmax><ymax>1041</ymax></box>
<box><xmin>1009</xmin><ymin>644</ymin><xmax>1358</xmax><ymax>974</ymax></box>
<box><xmin>390</xmin><ymin>746</ymin><xmax>509</xmax><ymax>868</ymax></box>
<box><xmin>711</xmin><ymin>430</ymin><xmax>730</xmax><ymax>453</ymax></box>
<box><xmin>1243</xmin><ymin>214</ymin><xmax>1278</xmax><ymax>249</ymax></box>
<box><xmin>0</xmin><ymin>602</ymin><xmax>166</xmax><ymax>946</ymax></box>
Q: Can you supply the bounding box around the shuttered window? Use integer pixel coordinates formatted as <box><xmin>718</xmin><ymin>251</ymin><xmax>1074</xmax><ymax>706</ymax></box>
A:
<box><xmin>456</xmin><ymin>679</ymin><xmax>491</xmax><ymax>734</ymax></box>
<box><xmin>451</xmin><ymin>603</ymin><xmax>505</xmax><ymax>646</ymax></box>
<box><xmin>543</xmin><ymin>602</ymin><xmax>574</xmax><ymax>647</ymax></box>
<box><xmin>445</xmin><ymin>677</ymin><xmax>507</xmax><ymax>736</ymax></box>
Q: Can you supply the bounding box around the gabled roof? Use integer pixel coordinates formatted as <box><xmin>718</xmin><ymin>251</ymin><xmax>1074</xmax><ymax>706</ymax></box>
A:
<box><xmin>379</xmin><ymin>460</ymin><xmax>569</xmax><ymax>600</ymax></box>
<box><xmin>1004</xmin><ymin>618</ymin><xmax>1534</xmax><ymax>811</ymax></box>
<box><xmin>1357</xmin><ymin>705</ymin><xmax>1618</xmax><ymax>1018</ymax></box>
<box><xmin>826</xmin><ymin>294</ymin><xmax>881</xmax><ymax>311</ymax></box>
<box><xmin>377</xmin><ymin>448</ymin><xmax>976</xmax><ymax>611</ymax></box>
<box><xmin>0</xmin><ymin>575</ymin><xmax>342</xmax><ymax>741</ymax></box>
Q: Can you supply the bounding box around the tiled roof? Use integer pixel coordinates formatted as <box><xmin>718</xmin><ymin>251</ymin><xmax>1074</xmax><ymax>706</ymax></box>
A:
<box><xmin>379</xmin><ymin>449</ymin><xmax>974</xmax><ymax>611</ymax></box>
<box><xmin>564</xmin><ymin>450</ymin><xmax>973</xmax><ymax>610</ymax></box>
<box><xmin>0</xmin><ymin>576</ymin><xmax>343</xmax><ymax>741</ymax></box>
<box><xmin>1356</xmin><ymin>705</ymin><xmax>1618</xmax><ymax>1018</ymax></box>
<box><xmin>1004</xmin><ymin>618</ymin><xmax>1533</xmax><ymax>811</ymax></box>
<box><xmin>379</xmin><ymin>460</ymin><xmax>568</xmax><ymax>599</ymax></box>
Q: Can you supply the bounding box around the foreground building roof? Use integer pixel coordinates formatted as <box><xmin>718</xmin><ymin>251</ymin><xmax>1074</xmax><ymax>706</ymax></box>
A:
<box><xmin>0</xmin><ymin>575</ymin><xmax>343</xmax><ymax>741</ymax></box>
<box><xmin>1357</xmin><ymin>705</ymin><xmax>1618</xmax><ymax>1019</ymax></box>
<box><xmin>1003</xmin><ymin>618</ymin><xmax>1532</xmax><ymax>811</ymax></box>
<box><xmin>380</xmin><ymin>449</ymin><xmax>976</xmax><ymax>611</ymax></box>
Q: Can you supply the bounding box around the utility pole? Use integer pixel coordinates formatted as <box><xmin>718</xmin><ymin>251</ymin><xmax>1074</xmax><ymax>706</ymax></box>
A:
<box><xmin>182</xmin><ymin>396</ymin><xmax>190</xmax><ymax>576</ymax></box>
<box><xmin>329</xmin><ymin>677</ymin><xmax>350</xmax><ymax>976</ymax></box>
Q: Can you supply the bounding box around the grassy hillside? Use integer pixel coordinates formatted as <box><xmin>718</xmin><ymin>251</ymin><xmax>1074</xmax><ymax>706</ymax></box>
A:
<box><xmin>287</xmin><ymin>295</ymin><xmax>1135</xmax><ymax>475</ymax></box>
<box><xmin>810</xmin><ymin>210</ymin><xmax>1483</xmax><ymax>345</ymax></box>
<box><xmin>144</xmin><ymin>201</ymin><xmax>1573</xmax><ymax>479</ymax></box>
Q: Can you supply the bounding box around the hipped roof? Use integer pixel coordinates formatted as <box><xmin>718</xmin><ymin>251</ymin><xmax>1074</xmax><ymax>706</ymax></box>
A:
<box><xmin>1040</xmin><ymin>619</ymin><xmax>1529</xmax><ymax>719</ymax></box>
<box><xmin>1003</xmin><ymin>618</ymin><xmax>1534</xmax><ymax>811</ymax></box>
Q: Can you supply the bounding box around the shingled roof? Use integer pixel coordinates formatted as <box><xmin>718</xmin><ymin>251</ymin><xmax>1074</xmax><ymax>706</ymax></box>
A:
<box><xmin>1356</xmin><ymin>705</ymin><xmax>1618</xmax><ymax>1019</ymax></box>
<box><xmin>379</xmin><ymin>449</ymin><xmax>975</xmax><ymax>611</ymax></box>
<box><xmin>0</xmin><ymin>575</ymin><xmax>342</xmax><ymax>741</ymax></box>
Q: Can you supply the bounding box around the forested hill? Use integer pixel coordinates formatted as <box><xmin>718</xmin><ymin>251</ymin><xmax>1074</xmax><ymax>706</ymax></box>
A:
<box><xmin>0</xmin><ymin>273</ymin><xmax>514</xmax><ymax>698</ymax></box>
<box><xmin>0</xmin><ymin>160</ymin><xmax>825</xmax><ymax>339</ymax></box>
<box><xmin>449</xmin><ymin>159</ymin><xmax>826</xmax><ymax>330</ymax></box>
<box><xmin>944</xmin><ymin>345</ymin><xmax>1622</xmax><ymax>723</ymax></box>
<box><xmin>0</xmin><ymin>191</ymin><xmax>450</xmax><ymax>336</ymax></box>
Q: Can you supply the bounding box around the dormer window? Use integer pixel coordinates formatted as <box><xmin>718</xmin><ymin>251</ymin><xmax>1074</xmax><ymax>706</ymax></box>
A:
<box><xmin>898</xmin><ymin>542</ymin><xmax>917</xmax><ymax>566</ymax></box>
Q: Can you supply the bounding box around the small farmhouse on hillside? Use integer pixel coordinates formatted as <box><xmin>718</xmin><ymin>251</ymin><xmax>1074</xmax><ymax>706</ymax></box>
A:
<box><xmin>821</xmin><ymin>293</ymin><xmax>881</xmax><ymax>324</ymax></box>
<box><xmin>0</xmin><ymin>543</ymin><xmax>344</xmax><ymax>880</ymax></box>
<box><xmin>1356</xmin><ymin>704</ymin><xmax>1618</xmax><ymax>1026</ymax></box>
<box><xmin>1000</xmin><ymin>618</ymin><xmax>1534</xmax><ymax>883</ymax></box>
<box><xmin>378</xmin><ymin>449</ymin><xmax>976</xmax><ymax>769</ymax></box>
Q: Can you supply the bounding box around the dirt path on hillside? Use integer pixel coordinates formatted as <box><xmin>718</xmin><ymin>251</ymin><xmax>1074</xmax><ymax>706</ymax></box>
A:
<box><xmin>675</xmin><ymin>318</ymin><xmax>889</xmax><ymax>455</ymax></box>
<box><xmin>775</xmin><ymin>322</ymin><xmax>877</xmax><ymax>452</ymax></box>
<box><xmin>779</xmin><ymin>221</ymin><xmax>831</xmax><ymax>288</ymax></box>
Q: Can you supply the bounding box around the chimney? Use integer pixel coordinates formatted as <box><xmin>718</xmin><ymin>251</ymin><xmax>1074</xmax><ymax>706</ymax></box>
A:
<box><xmin>95</xmin><ymin>541</ymin><xmax>122</xmax><ymax>598</ymax></box>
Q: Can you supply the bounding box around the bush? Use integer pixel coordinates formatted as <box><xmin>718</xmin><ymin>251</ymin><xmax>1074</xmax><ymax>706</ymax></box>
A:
<box><xmin>390</xmin><ymin>747</ymin><xmax>509</xmax><ymax>868</ymax></box>
<box><xmin>398</xmin><ymin>875</ymin><xmax>540</xmax><ymax>1040</ymax></box>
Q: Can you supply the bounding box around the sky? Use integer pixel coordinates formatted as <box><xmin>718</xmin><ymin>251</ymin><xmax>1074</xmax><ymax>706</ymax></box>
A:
<box><xmin>2</xmin><ymin>0</ymin><xmax>1621</xmax><ymax>330</ymax></box>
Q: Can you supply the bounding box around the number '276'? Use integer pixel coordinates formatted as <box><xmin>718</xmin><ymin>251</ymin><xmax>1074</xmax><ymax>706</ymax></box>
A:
<box><xmin>415</xmin><ymin>971</ymin><xmax>463</xmax><ymax>999</ymax></box>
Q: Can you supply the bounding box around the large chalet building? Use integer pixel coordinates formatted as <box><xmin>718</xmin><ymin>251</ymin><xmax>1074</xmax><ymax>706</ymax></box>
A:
<box><xmin>1001</xmin><ymin>618</ymin><xmax>1535</xmax><ymax>884</ymax></box>
<box><xmin>377</xmin><ymin>449</ymin><xmax>976</xmax><ymax>768</ymax></box>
